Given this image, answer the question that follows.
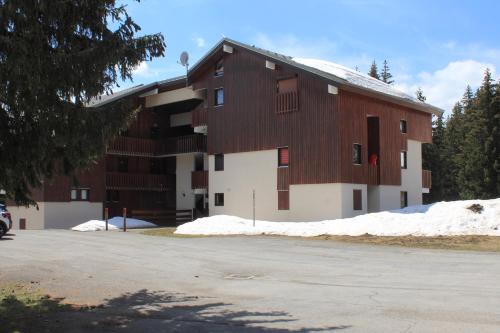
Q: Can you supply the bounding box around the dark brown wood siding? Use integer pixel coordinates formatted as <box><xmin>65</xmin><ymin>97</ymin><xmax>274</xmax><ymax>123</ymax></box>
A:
<box><xmin>192</xmin><ymin>45</ymin><xmax>431</xmax><ymax>187</ymax></box>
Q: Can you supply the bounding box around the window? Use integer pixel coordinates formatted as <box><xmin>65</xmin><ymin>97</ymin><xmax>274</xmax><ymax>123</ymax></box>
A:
<box><xmin>400</xmin><ymin>191</ymin><xmax>408</xmax><ymax>208</ymax></box>
<box><xmin>214</xmin><ymin>154</ymin><xmax>224</xmax><ymax>171</ymax></box>
<box><xmin>353</xmin><ymin>189</ymin><xmax>362</xmax><ymax>210</ymax></box>
<box><xmin>214</xmin><ymin>193</ymin><xmax>224</xmax><ymax>206</ymax></box>
<box><xmin>214</xmin><ymin>88</ymin><xmax>224</xmax><ymax>106</ymax></box>
<box><xmin>106</xmin><ymin>190</ymin><xmax>120</xmax><ymax>202</ymax></box>
<box><xmin>278</xmin><ymin>147</ymin><xmax>289</xmax><ymax>167</ymax></box>
<box><xmin>277</xmin><ymin>77</ymin><xmax>298</xmax><ymax>93</ymax></box>
<box><xmin>400</xmin><ymin>151</ymin><xmax>407</xmax><ymax>169</ymax></box>
<box><xmin>150</xmin><ymin>123</ymin><xmax>160</xmax><ymax>139</ymax></box>
<box><xmin>400</xmin><ymin>120</ymin><xmax>407</xmax><ymax>134</ymax></box>
<box><xmin>118</xmin><ymin>157</ymin><xmax>128</xmax><ymax>172</ymax></box>
<box><xmin>353</xmin><ymin>144</ymin><xmax>362</xmax><ymax>164</ymax></box>
<box><xmin>214</xmin><ymin>59</ymin><xmax>224</xmax><ymax>77</ymax></box>
<box><xmin>80</xmin><ymin>189</ymin><xmax>89</xmax><ymax>201</ymax></box>
<box><xmin>70</xmin><ymin>189</ymin><xmax>78</xmax><ymax>200</ymax></box>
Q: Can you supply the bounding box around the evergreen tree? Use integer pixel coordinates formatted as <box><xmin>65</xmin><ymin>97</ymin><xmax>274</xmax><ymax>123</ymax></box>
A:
<box><xmin>0</xmin><ymin>1</ymin><xmax>166</xmax><ymax>204</ymax></box>
<box><xmin>368</xmin><ymin>61</ymin><xmax>380</xmax><ymax>79</ymax></box>
<box><xmin>380</xmin><ymin>60</ymin><xmax>394</xmax><ymax>84</ymax></box>
<box><xmin>441</xmin><ymin>102</ymin><xmax>465</xmax><ymax>200</ymax></box>
<box><xmin>459</xmin><ymin>71</ymin><xmax>493</xmax><ymax>199</ymax></box>
<box><xmin>416</xmin><ymin>88</ymin><xmax>426</xmax><ymax>102</ymax></box>
<box><xmin>491</xmin><ymin>81</ymin><xmax>500</xmax><ymax>195</ymax></box>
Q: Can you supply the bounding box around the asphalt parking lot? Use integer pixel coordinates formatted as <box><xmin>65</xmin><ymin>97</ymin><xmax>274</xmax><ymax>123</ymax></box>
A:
<box><xmin>1</xmin><ymin>230</ymin><xmax>500</xmax><ymax>332</ymax></box>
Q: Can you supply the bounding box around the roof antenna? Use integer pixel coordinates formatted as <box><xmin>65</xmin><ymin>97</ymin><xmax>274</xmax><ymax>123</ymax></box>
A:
<box><xmin>178</xmin><ymin>51</ymin><xmax>189</xmax><ymax>87</ymax></box>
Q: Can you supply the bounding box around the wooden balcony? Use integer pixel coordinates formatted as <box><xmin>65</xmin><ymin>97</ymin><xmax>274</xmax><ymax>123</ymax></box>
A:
<box><xmin>367</xmin><ymin>165</ymin><xmax>380</xmax><ymax>185</ymax></box>
<box><xmin>157</xmin><ymin>134</ymin><xmax>207</xmax><ymax>156</ymax></box>
<box><xmin>192</xmin><ymin>108</ymin><xmax>208</xmax><ymax>127</ymax></box>
<box><xmin>422</xmin><ymin>169</ymin><xmax>432</xmax><ymax>189</ymax></box>
<box><xmin>106</xmin><ymin>172</ymin><xmax>174</xmax><ymax>191</ymax></box>
<box><xmin>107</xmin><ymin>135</ymin><xmax>207</xmax><ymax>157</ymax></box>
<box><xmin>191</xmin><ymin>170</ymin><xmax>208</xmax><ymax>189</ymax></box>
<box><xmin>276</xmin><ymin>91</ymin><xmax>298</xmax><ymax>114</ymax></box>
<box><xmin>107</xmin><ymin>136</ymin><xmax>156</xmax><ymax>157</ymax></box>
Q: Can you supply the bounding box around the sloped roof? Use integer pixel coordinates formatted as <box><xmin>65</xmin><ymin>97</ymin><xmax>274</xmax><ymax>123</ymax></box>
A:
<box><xmin>189</xmin><ymin>38</ymin><xmax>443</xmax><ymax>115</ymax></box>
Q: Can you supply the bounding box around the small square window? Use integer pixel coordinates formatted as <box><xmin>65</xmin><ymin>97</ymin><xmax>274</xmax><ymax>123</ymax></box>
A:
<box><xmin>106</xmin><ymin>190</ymin><xmax>120</xmax><ymax>202</ymax></box>
<box><xmin>400</xmin><ymin>120</ymin><xmax>407</xmax><ymax>134</ymax></box>
<box><xmin>81</xmin><ymin>189</ymin><xmax>89</xmax><ymax>201</ymax></box>
<box><xmin>400</xmin><ymin>191</ymin><xmax>408</xmax><ymax>208</ymax></box>
<box><xmin>118</xmin><ymin>157</ymin><xmax>128</xmax><ymax>172</ymax></box>
<box><xmin>214</xmin><ymin>193</ymin><xmax>224</xmax><ymax>206</ymax></box>
<box><xmin>278</xmin><ymin>147</ymin><xmax>289</xmax><ymax>167</ymax></box>
<box><xmin>214</xmin><ymin>88</ymin><xmax>224</xmax><ymax>106</ymax></box>
<box><xmin>214</xmin><ymin>59</ymin><xmax>224</xmax><ymax>77</ymax></box>
<box><xmin>401</xmin><ymin>151</ymin><xmax>407</xmax><ymax>169</ymax></box>
<box><xmin>353</xmin><ymin>189</ymin><xmax>362</xmax><ymax>210</ymax></box>
<box><xmin>214</xmin><ymin>154</ymin><xmax>224</xmax><ymax>171</ymax></box>
<box><xmin>70</xmin><ymin>189</ymin><xmax>78</xmax><ymax>200</ymax></box>
<box><xmin>353</xmin><ymin>144</ymin><xmax>362</xmax><ymax>165</ymax></box>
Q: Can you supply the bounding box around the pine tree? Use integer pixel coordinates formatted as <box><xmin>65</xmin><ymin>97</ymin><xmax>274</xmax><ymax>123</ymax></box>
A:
<box><xmin>368</xmin><ymin>61</ymin><xmax>380</xmax><ymax>79</ymax></box>
<box><xmin>416</xmin><ymin>88</ymin><xmax>426</xmax><ymax>102</ymax></box>
<box><xmin>441</xmin><ymin>102</ymin><xmax>465</xmax><ymax>200</ymax></box>
<box><xmin>0</xmin><ymin>1</ymin><xmax>166</xmax><ymax>204</ymax></box>
<box><xmin>491</xmin><ymin>81</ymin><xmax>500</xmax><ymax>195</ymax></box>
<box><xmin>459</xmin><ymin>71</ymin><xmax>493</xmax><ymax>199</ymax></box>
<box><xmin>380</xmin><ymin>60</ymin><xmax>394</xmax><ymax>84</ymax></box>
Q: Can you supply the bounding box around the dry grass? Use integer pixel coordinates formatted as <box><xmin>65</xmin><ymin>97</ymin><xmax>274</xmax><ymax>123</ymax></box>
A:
<box><xmin>141</xmin><ymin>227</ymin><xmax>500</xmax><ymax>252</ymax></box>
<box><xmin>312</xmin><ymin>234</ymin><xmax>500</xmax><ymax>252</ymax></box>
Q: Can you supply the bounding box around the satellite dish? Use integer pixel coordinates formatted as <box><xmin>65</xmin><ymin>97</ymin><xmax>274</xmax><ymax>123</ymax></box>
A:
<box><xmin>179</xmin><ymin>51</ymin><xmax>189</xmax><ymax>67</ymax></box>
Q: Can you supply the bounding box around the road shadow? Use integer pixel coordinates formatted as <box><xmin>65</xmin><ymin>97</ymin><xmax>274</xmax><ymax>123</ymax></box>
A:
<box><xmin>0</xmin><ymin>288</ymin><xmax>350</xmax><ymax>332</ymax></box>
<box><xmin>0</xmin><ymin>237</ymin><xmax>13</xmax><ymax>241</ymax></box>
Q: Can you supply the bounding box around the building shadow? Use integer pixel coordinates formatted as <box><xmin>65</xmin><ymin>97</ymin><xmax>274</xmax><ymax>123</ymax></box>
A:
<box><xmin>0</xmin><ymin>288</ymin><xmax>351</xmax><ymax>333</ymax></box>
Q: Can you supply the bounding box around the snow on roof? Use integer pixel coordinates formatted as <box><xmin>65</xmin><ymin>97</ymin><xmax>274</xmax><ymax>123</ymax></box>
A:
<box><xmin>293</xmin><ymin>57</ymin><xmax>420</xmax><ymax>104</ymax></box>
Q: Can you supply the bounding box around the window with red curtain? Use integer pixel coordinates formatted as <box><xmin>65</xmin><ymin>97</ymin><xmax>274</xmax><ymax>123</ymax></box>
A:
<box><xmin>278</xmin><ymin>147</ymin><xmax>289</xmax><ymax>167</ymax></box>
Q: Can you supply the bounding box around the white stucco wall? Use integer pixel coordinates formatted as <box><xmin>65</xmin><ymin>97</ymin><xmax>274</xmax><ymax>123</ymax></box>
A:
<box><xmin>209</xmin><ymin>150</ymin><xmax>368</xmax><ymax>221</ymax></box>
<box><xmin>176</xmin><ymin>154</ymin><xmax>195</xmax><ymax>210</ymax></box>
<box><xmin>8</xmin><ymin>203</ymin><xmax>45</xmax><ymax>229</ymax></box>
<box><xmin>44</xmin><ymin>202</ymin><xmax>102</xmax><ymax>229</ymax></box>
<box><xmin>368</xmin><ymin>139</ymin><xmax>423</xmax><ymax>211</ymax></box>
<box><xmin>8</xmin><ymin>201</ymin><xmax>102</xmax><ymax>230</ymax></box>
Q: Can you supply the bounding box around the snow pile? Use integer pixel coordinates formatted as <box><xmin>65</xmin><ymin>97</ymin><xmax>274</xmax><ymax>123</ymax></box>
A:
<box><xmin>293</xmin><ymin>58</ymin><xmax>420</xmax><ymax>104</ymax></box>
<box><xmin>176</xmin><ymin>199</ymin><xmax>500</xmax><ymax>237</ymax></box>
<box><xmin>72</xmin><ymin>217</ymin><xmax>156</xmax><ymax>232</ymax></box>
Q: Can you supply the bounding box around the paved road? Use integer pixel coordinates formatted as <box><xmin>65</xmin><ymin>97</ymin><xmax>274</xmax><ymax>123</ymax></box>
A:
<box><xmin>1</xmin><ymin>230</ymin><xmax>500</xmax><ymax>332</ymax></box>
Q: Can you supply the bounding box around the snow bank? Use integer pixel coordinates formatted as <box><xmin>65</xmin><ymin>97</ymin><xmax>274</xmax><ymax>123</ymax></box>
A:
<box><xmin>72</xmin><ymin>217</ymin><xmax>156</xmax><ymax>232</ymax></box>
<box><xmin>176</xmin><ymin>199</ymin><xmax>500</xmax><ymax>237</ymax></box>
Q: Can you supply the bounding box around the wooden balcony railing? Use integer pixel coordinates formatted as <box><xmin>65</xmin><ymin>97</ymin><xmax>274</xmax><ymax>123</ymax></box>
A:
<box><xmin>367</xmin><ymin>165</ymin><xmax>380</xmax><ymax>185</ymax></box>
<box><xmin>157</xmin><ymin>134</ymin><xmax>207</xmax><ymax>156</ymax></box>
<box><xmin>276</xmin><ymin>91</ymin><xmax>298</xmax><ymax>114</ymax></box>
<box><xmin>107</xmin><ymin>135</ymin><xmax>207</xmax><ymax>157</ymax></box>
<box><xmin>192</xmin><ymin>108</ymin><xmax>208</xmax><ymax>127</ymax></box>
<box><xmin>191</xmin><ymin>170</ymin><xmax>208</xmax><ymax>189</ymax></box>
<box><xmin>422</xmin><ymin>169</ymin><xmax>432</xmax><ymax>189</ymax></box>
<box><xmin>106</xmin><ymin>172</ymin><xmax>174</xmax><ymax>191</ymax></box>
<box><xmin>107</xmin><ymin>136</ymin><xmax>156</xmax><ymax>157</ymax></box>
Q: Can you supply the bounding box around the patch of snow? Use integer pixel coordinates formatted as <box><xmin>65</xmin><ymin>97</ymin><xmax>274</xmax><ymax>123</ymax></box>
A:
<box><xmin>72</xmin><ymin>217</ymin><xmax>156</xmax><ymax>232</ymax></box>
<box><xmin>293</xmin><ymin>58</ymin><xmax>422</xmax><ymax>104</ymax></box>
<box><xmin>176</xmin><ymin>199</ymin><xmax>500</xmax><ymax>237</ymax></box>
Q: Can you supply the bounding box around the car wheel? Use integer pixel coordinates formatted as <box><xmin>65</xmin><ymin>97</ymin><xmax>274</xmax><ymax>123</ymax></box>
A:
<box><xmin>0</xmin><ymin>223</ymin><xmax>6</xmax><ymax>239</ymax></box>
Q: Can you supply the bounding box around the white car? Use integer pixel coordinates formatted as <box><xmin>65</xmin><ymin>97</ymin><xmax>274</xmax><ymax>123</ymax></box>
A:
<box><xmin>0</xmin><ymin>204</ymin><xmax>12</xmax><ymax>238</ymax></box>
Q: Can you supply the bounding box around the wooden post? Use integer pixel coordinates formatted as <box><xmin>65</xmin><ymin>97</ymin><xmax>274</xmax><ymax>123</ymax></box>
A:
<box><xmin>252</xmin><ymin>189</ymin><xmax>255</xmax><ymax>227</ymax></box>
<box><xmin>104</xmin><ymin>208</ymin><xmax>109</xmax><ymax>231</ymax></box>
<box><xmin>123</xmin><ymin>207</ymin><xmax>127</xmax><ymax>232</ymax></box>
<box><xmin>191</xmin><ymin>208</ymin><xmax>194</xmax><ymax>221</ymax></box>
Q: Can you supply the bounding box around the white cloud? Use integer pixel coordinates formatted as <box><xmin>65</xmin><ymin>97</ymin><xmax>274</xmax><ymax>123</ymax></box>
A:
<box><xmin>194</xmin><ymin>37</ymin><xmax>206</xmax><ymax>48</ymax></box>
<box><xmin>132</xmin><ymin>61</ymin><xmax>157</xmax><ymax>78</ymax></box>
<box><xmin>394</xmin><ymin>60</ymin><xmax>496</xmax><ymax>113</ymax></box>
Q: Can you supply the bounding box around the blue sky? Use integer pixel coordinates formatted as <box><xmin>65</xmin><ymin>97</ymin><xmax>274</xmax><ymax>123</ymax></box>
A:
<box><xmin>121</xmin><ymin>0</ymin><xmax>500</xmax><ymax>113</ymax></box>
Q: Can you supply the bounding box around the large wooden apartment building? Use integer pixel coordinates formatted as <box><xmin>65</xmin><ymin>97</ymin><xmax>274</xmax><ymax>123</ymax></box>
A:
<box><xmin>9</xmin><ymin>38</ymin><xmax>441</xmax><ymax>229</ymax></box>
